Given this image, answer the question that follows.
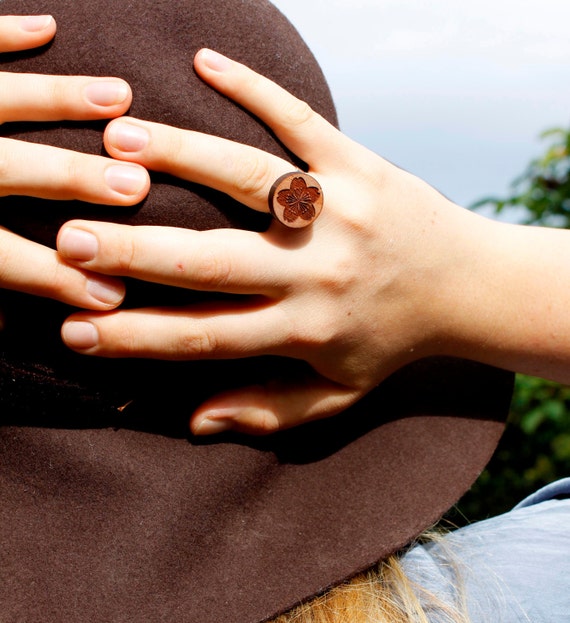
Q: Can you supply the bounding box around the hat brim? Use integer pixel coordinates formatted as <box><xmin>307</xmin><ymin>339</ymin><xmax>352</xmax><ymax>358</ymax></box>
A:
<box><xmin>0</xmin><ymin>357</ymin><xmax>512</xmax><ymax>622</ymax></box>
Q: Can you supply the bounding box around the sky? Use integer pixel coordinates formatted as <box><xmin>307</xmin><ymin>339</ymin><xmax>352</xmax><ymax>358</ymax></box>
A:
<box><xmin>271</xmin><ymin>0</ymin><xmax>570</xmax><ymax>210</ymax></box>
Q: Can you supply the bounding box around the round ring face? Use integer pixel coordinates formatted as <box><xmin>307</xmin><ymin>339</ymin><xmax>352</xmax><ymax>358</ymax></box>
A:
<box><xmin>269</xmin><ymin>172</ymin><xmax>324</xmax><ymax>228</ymax></box>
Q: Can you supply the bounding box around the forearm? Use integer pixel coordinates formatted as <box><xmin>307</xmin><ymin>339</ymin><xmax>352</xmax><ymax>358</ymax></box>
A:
<box><xmin>437</xmin><ymin>215</ymin><xmax>570</xmax><ymax>383</ymax></box>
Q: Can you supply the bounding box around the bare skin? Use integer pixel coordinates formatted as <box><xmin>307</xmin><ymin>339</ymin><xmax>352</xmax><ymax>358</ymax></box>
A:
<box><xmin>55</xmin><ymin>50</ymin><xmax>570</xmax><ymax>434</ymax></box>
<box><xmin>0</xmin><ymin>15</ymin><xmax>149</xmax><ymax>309</ymax></box>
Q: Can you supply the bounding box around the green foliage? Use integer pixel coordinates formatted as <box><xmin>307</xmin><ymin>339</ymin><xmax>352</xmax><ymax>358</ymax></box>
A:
<box><xmin>473</xmin><ymin>127</ymin><xmax>570</xmax><ymax>227</ymax></box>
<box><xmin>447</xmin><ymin>127</ymin><xmax>570</xmax><ymax>525</ymax></box>
<box><xmin>449</xmin><ymin>376</ymin><xmax>570</xmax><ymax>524</ymax></box>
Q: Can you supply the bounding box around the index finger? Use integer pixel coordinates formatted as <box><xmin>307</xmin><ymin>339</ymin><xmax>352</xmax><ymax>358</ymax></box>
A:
<box><xmin>193</xmin><ymin>49</ymin><xmax>352</xmax><ymax>169</ymax></box>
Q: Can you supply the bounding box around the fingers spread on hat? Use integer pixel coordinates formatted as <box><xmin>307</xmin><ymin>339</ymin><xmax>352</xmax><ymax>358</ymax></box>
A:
<box><xmin>0</xmin><ymin>15</ymin><xmax>56</xmax><ymax>53</ymax></box>
<box><xmin>0</xmin><ymin>72</ymin><xmax>132</xmax><ymax>123</ymax></box>
<box><xmin>190</xmin><ymin>380</ymin><xmax>361</xmax><ymax>435</ymax></box>
<box><xmin>57</xmin><ymin>220</ymin><xmax>290</xmax><ymax>294</ymax></box>
<box><xmin>0</xmin><ymin>139</ymin><xmax>149</xmax><ymax>204</ymax></box>
<box><xmin>0</xmin><ymin>226</ymin><xmax>125</xmax><ymax>309</ymax></box>
<box><xmin>60</xmin><ymin>302</ymin><xmax>289</xmax><ymax>359</ymax></box>
<box><xmin>193</xmin><ymin>49</ymin><xmax>351</xmax><ymax>169</ymax></box>
<box><xmin>104</xmin><ymin>118</ymin><xmax>294</xmax><ymax>214</ymax></box>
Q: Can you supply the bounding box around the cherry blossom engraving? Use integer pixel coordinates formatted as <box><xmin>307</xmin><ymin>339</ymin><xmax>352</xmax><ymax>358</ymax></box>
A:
<box><xmin>277</xmin><ymin>176</ymin><xmax>320</xmax><ymax>223</ymax></box>
<box><xmin>269</xmin><ymin>173</ymin><xmax>323</xmax><ymax>228</ymax></box>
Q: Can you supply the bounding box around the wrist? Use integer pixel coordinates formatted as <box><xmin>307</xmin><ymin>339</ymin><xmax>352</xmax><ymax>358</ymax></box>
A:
<box><xmin>395</xmin><ymin>196</ymin><xmax>490</xmax><ymax>365</ymax></box>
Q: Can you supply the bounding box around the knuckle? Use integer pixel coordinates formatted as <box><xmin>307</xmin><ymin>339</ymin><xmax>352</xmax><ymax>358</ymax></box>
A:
<box><xmin>45</xmin><ymin>77</ymin><xmax>70</xmax><ymax>113</ymax></box>
<box><xmin>59</xmin><ymin>151</ymin><xmax>100</xmax><ymax>199</ymax></box>
<box><xmin>49</xmin><ymin>260</ymin><xmax>72</xmax><ymax>296</ymax></box>
<box><xmin>194</xmin><ymin>246</ymin><xmax>233</xmax><ymax>289</ymax></box>
<box><xmin>92</xmin><ymin>314</ymin><xmax>146</xmax><ymax>356</ymax></box>
<box><xmin>160</xmin><ymin>128</ymin><xmax>187</xmax><ymax>165</ymax></box>
<box><xmin>110</xmin><ymin>322</ymin><xmax>139</xmax><ymax>354</ymax></box>
<box><xmin>278</xmin><ymin>307</ymin><xmax>319</xmax><ymax>351</ymax></box>
<box><xmin>62</xmin><ymin>155</ymin><xmax>82</xmax><ymax>192</ymax></box>
<box><xmin>252</xmin><ymin>411</ymin><xmax>281</xmax><ymax>435</ymax></box>
<box><xmin>233</xmin><ymin>153</ymin><xmax>273</xmax><ymax>200</ymax></box>
<box><xmin>321</xmin><ymin>249</ymin><xmax>357</xmax><ymax>293</ymax></box>
<box><xmin>50</xmin><ymin>262</ymin><xmax>86</xmax><ymax>305</ymax></box>
<box><xmin>114</xmin><ymin>236</ymin><xmax>138</xmax><ymax>273</ymax></box>
<box><xmin>0</xmin><ymin>246</ymin><xmax>12</xmax><ymax>283</ymax></box>
<box><xmin>178</xmin><ymin>326</ymin><xmax>218</xmax><ymax>358</ymax></box>
<box><xmin>279</xmin><ymin>97</ymin><xmax>315</xmax><ymax>130</ymax></box>
<box><xmin>294</xmin><ymin>314</ymin><xmax>337</xmax><ymax>349</ymax></box>
<box><xmin>34</xmin><ymin>257</ymin><xmax>76</xmax><ymax>303</ymax></box>
<box><xmin>0</xmin><ymin>143</ymin><xmax>12</xmax><ymax>191</ymax></box>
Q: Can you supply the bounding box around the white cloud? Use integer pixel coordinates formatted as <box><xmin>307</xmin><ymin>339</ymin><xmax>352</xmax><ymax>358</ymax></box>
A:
<box><xmin>275</xmin><ymin>0</ymin><xmax>570</xmax><ymax>63</ymax></box>
<box><xmin>272</xmin><ymin>0</ymin><xmax>570</xmax><ymax>206</ymax></box>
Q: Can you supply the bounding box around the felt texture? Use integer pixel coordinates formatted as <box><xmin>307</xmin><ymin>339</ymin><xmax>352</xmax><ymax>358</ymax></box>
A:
<box><xmin>0</xmin><ymin>1</ymin><xmax>514</xmax><ymax>622</ymax></box>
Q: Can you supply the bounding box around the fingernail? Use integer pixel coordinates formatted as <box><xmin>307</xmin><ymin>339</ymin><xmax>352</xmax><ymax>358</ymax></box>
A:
<box><xmin>199</xmin><ymin>49</ymin><xmax>232</xmax><ymax>73</ymax></box>
<box><xmin>84</xmin><ymin>81</ymin><xmax>129</xmax><ymax>107</ymax></box>
<box><xmin>20</xmin><ymin>15</ymin><xmax>53</xmax><ymax>32</ymax></box>
<box><xmin>193</xmin><ymin>415</ymin><xmax>233</xmax><ymax>436</ymax></box>
<box><xmin>105</xmin><ymin>164</ymin><xmax>148</xmax><ymax>195</ymax></box>
<box><xmin>86</xmin><ymin>277</ymin><xmax>124</xmax><ymax>306</ymax></box>
<box><xmin>108</xmin><ymin>122</ymin><xmax>149</xmax><ymax>152</ymax></box>
<box><xmin>62</xmin><ymin>321</ymin><xmax>99</xmax><ymax>350</ymax></box>
<box><xmin>58</xmin><ymin>228</ymin><xmax>98</xmax><ymax>261</ymax></box>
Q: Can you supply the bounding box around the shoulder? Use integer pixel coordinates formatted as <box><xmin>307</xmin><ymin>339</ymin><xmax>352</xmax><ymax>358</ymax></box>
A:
<box><xmin>402</xmin><ymin>478</ymin><xmax>570</xmax><ymax>622</ymax></box>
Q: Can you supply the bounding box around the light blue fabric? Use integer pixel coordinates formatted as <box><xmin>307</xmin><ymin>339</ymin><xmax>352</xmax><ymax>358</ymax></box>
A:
<box><xmin>401</xmin><ymin>478</ymin><xmax>570</xmax><ymax>622</ymax></box>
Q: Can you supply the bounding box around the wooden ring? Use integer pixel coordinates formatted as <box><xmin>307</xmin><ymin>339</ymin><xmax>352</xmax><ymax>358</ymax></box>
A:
<box><xmin>268</xmin><ymin>172</ymin><xmax>323</xmax><ymax>228</ymax></box>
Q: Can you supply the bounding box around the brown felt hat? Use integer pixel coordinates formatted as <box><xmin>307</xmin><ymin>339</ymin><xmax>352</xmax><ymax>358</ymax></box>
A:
<box><xmin>0</xmin><ymin>1</ymin><xmax>513</xmax><ymax>622</ymax></box>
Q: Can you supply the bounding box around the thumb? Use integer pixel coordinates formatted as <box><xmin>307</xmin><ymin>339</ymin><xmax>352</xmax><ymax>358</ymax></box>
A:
<box><xmin>190</xmin><ymin>377</ymin><xmax>361</xmax><ymax>436</ymax></box>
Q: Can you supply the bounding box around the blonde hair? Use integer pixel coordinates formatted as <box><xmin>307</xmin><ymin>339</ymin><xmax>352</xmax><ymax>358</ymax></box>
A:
<box><xmin>269</xmin><ymin>538</ymin><xmax>470</xmax><ymax>623</ymax></box>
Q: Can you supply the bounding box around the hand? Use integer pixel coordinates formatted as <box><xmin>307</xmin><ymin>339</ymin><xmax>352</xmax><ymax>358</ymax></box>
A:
<box><xmin>0</xmin><ymin>15</ymin><xmax>150</xmax><ymax>309</ymax></box>
<box><xmin>56</xmin><ymin>49</ymin><xmax>506</xmax><ymax>433</ymax></box>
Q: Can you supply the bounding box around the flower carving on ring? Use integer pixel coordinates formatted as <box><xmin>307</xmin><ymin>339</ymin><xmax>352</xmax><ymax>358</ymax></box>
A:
<box><xmin>269</xmin><ymin>172</ymin><xmax>324</xmax><ymax>228</ymax></box>
<box><xmin>277</xmin><ymin>176</ymin><xmax>320</xmax><ymax>223</ymax></box>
